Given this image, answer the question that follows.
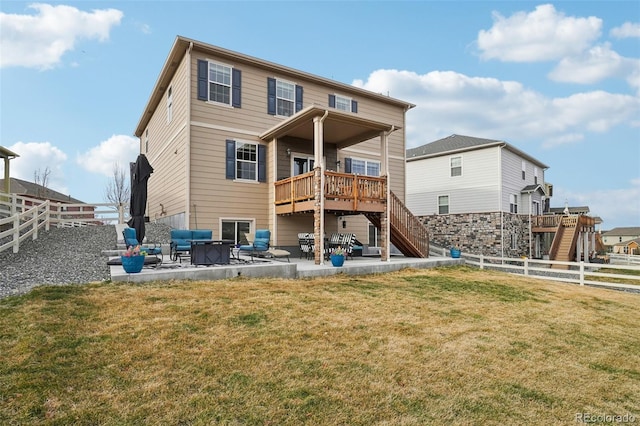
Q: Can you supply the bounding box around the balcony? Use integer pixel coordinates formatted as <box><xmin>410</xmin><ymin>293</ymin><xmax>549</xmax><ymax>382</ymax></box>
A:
<box><xmin>274</xmin><ymin>171</ymin><xmax>386</xmax><ymax>215</ymax></box>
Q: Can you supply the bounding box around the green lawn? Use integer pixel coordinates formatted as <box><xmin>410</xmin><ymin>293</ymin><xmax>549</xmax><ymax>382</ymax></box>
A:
<box><xmin>1</xmin><ymin>266</ymin><xmax>639</xmax><ymax>425</ymax></box>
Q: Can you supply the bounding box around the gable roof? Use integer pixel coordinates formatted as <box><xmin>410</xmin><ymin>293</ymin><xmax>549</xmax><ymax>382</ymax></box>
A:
<box><xmin>603</xmin><ymin>227</ymin><xmax>640</xmax><ymax>237</ymax></box>
<box><xmin>0</xmin><ymin>177</ymin><xmax>85</xmax><ymax>204</ymax></box>
<box><xmin>521</xmin><ymin>184</ymin><xmax>545</xmax><ymax>195</ymax></box>
<box><xmin>406</xmin><ymin>134</ymin><xmax>548</xmax><ymax>169</ymax></box>
<box><xmin>613</xmin><ymin>237</ymin><xmax>640</xmax><ymax>247</ymax></box>
<box><xmin>135</xmin><ymin>35</ymin><xmax>415</xmax><ymax>138</ymax></box>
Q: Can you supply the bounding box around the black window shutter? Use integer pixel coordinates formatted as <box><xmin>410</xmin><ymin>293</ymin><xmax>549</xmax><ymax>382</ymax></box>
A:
<box><xmin>197</xmin><ymin>60</ymin><xmax>208</xmax><ymax>101</ymax></box>
<box><xmin>232</xmin><ymin>68</ymin><xmax>241</xmax><ymax>108</ymax></box>
<box><xmin>258</xmin><ymin>144</ymin><xmax>267</xmax><ymax>182</ymax></box>
<box><xmin>328</xmin><ymin>94</ymin><xmax>336</xmax><ymax>108</ymax></box>
<box><xmin>226</xmin><ymin>140</ymin><xmax>236</xmax><ymax>180</ymax></box>
<box><xmin>267</xmin><ymin>77</ymin><xmax>276</xmax><ymax>115</ymax></box>
<box><xmin>351</xmin><ymin>100</ymin><xmax>358</xmax><ymax>113</ymax></box>
<box><xmin>344</xmin><ymin>158</ymin><xmax>352</xmax><ymax>173</ymax></box>
<box><xmin>295</xmin><ymin>85</ymin><xmax>303</xmax><ymax>112</ymax></box>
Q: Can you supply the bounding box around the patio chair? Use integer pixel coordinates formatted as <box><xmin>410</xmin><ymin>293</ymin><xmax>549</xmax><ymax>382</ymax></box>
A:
<box><xmin>238</xmin><ymin>229</ymin><xmax>271</xmax><ymax>262</ymax></box>
<box><xmin>122</xmin><ymin>227</ymin><xmax>163</xmax><ymax>264</ymax></box>
<box><xmin>298</xmin><ymin>232</ymin><xmax>314</xmax><ymax>259</ymax></box>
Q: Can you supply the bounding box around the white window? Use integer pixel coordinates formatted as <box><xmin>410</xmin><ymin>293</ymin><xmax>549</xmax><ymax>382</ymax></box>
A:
<box><xmin>438</xmin><ymin>195</ymin><xmax>449</xmax><ymax>214</ymax></box>
<box><xmin>534</xmin><ymin>167</ymin><xmax>538</xmax><ymax>184</ymax></box>
<box><xmin>350</xmin><ymin>158</ymin><xmax>380</xmax><ymax>176</ymax></box>
<box><xmin>208</xmin><ymin>62</ymin><xmax>232</xmax><ymax>105</ymax></box>
<box><xmin>276</xmin><ymin>80</ymin><xmax>295</xmax><ymax>116</ymax></box>
<box><xmin>450</xmin><ymin>156</ymin><xmax>462</xmax><ymax>177</ymax></box>
<box><xmin>145</xmin><ymin>129</ymin><xmax>149</xmax><ymax>153</ymax></box>
<box><xmin>511</xmin><ymin>233</ymin><xmax>518</xmax><ymax>250</ymax></box>
<box><xmin>166</xmin><ymin>86</ymin><xmax>173</xmax><ymax>123</ymax></box>
<box><xmin>335</xmin><ymin>95</ymin><xmax>352</xmax><ymax>112</ymax></box>
<box><xmin>510</xmin><ymin>194</ymin><xmax>518</xmax><ymax>213</ymax></box>
<box><xmin>522</xmin><ymin>160</ymin><xmax>526</xmax><ymax>180</ymax></box>
<box><xmin>236</xmin><ymin>142</ymin><xmax>258</xmax><ymax>181</ymax></box>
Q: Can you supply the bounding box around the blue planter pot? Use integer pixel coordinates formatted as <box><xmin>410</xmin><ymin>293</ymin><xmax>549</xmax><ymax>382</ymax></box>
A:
<box><xmin>330</xmin><ymin>254</ymin><xmax>345</xmax><ymax>267</ymax></box>
<box><xmin>450</xmin><ymin>248</ymin><xmax>461</xmax><ymax>258</ymax></box>
<box><xmin>121</xmin><ymin>255</ymin><xmax>145</xmax><ymax>273</ymax></box>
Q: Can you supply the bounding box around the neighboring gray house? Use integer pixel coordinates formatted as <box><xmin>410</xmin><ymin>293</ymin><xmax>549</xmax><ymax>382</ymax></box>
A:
<box><xmin>406</xmin><ymin>134</ymin><xmax>552</xmax><ymax>258</ymax></box>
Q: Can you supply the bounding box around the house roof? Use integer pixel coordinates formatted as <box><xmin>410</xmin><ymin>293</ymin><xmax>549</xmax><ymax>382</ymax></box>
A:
<box><xmin>0</xmin><ymin>177</ymin><xmax>85</xmax><ymax>204</ymax></box>
<box><xmin>406</xmin><ymin>134</ymin><xmax>549</xmax><ymax>169</ymax></box>
<box><xmin>549</xmin><ymin>206</ymin><xmax>591</xmax><ymax>215</ymax></box>
<box><xmin>135</xmin><ymin>35</ymin><xmax>415</xmax><ymax>138</ymax></box>
<box><xmin>259</xmin><ymin>105</ymin><xmax>398</xmax><ymax>149</ymax></box>
<box><xmin>602</xmin><ymin>227</ymin><xmax>640</xmax><ymax>237</ymax></box>
<box><xmin>521</xmin><ymin>184</ymin><xmax>545</xmax><ymax>195</ymax></box>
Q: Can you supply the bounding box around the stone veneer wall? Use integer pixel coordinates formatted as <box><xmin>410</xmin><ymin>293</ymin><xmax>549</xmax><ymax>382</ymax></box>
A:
<box><xmin>420</xmin><ymin>212</ymin><xmax>531</xmax><ymax>258</ymax></box>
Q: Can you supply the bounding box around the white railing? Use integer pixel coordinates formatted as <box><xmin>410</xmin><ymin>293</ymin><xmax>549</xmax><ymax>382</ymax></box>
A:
<box><xmin>0</xmin><ymin>192</ymin><xmax>128</xmax><ymax>254</ymax></box>
<box><xmin>609</xmin><ymin>253</ymin><xmax>640</xmax><ymax>266</ymax></box>
<box><xmin>458</xmin><ymin>252</ymin><xmax>640</xmax><ymax>292</ymax></box>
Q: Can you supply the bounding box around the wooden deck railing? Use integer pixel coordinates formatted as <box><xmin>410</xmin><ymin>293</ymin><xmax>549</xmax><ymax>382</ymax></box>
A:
<box><xmin>389</xmin><ymin>191</ymin><xmax>429</xmax><ymax>257</ymax></box>
<box><xmin>274</xmin><ymin>171</ymin><xmax>386</xmax><ymax>213</ymax></box>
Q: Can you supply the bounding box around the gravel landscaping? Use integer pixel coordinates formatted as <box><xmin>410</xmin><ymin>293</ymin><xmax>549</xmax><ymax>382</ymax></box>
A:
<box><xmin>0</xmin><ymin>223</ymin><xmax>172</xmax><ymax>299</ymax></box>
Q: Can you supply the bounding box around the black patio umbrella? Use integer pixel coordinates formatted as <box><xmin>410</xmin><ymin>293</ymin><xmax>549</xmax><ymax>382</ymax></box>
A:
<box><xmin>127</xmin><ymin>154</ymin><xmax>154</xmax><ymax>243</ymax></box>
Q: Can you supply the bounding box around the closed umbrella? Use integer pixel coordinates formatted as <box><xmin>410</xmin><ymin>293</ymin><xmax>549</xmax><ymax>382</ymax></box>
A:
<box><xmin>127</xmin><ymin>154</ymin><xmax>154</xmax><ymax>243</ymax></box>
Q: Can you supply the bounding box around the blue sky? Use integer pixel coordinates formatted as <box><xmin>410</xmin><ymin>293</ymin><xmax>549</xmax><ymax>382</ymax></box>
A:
<box><xmin>1</xmin><ymin>0</ymin><xmax>639</xmax><ymax>229</ymax></box>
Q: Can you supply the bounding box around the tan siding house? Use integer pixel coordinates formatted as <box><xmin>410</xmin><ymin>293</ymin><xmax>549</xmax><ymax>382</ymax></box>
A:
<box><xmin>135</xmin><ymin>36</ymin><xmax>421</xmax><ymax>264</ymax></box>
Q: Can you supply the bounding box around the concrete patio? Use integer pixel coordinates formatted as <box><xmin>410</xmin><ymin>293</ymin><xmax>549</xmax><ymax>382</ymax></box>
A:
<box><xmin>109</xmin><ymin>252</ymin><xmax>463</xmax><ymax>283</ymax></box>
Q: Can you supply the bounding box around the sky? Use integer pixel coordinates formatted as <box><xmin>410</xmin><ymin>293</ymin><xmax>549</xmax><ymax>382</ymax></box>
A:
<box><xmin>0</xmin><ymin>0</ymin><xmax>639</xmax><ymax>230</ymax></box>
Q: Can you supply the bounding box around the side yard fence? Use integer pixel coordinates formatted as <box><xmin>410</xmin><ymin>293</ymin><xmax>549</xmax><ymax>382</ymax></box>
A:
<box><xmin>430</xmin><ymin>246</ymin><xmax>640</xmax><ymax>293</ymax></box>
<box><xmin>0</xmin><ymin>192</ymin><xmax>127</xmax><ymax>254</ymax></box>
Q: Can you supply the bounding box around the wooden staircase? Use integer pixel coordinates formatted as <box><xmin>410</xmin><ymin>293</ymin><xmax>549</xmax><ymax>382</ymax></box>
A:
<box><xmin>364</xmin><ymin>191</ymin><xmax>429</xmax><ymax>258</ymax></box>
<box><xmin>550</xmin><ymin>216</ymin><xmax>579</xmax><ymax>269</ymax></box>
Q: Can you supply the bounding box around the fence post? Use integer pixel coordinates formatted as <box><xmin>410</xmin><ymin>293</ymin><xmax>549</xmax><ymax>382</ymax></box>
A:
<box><xmin>12</xmin><ymin>214</ymin><xmax>19</xmax><ymax>253</ymax></box>
<box><xmin>118</xmin><ymin>203</ymin><xmax>125</xmax><ymax>224</ymax></box>
<box><xmin>45</xmin><ymin>201</ymin><xmax>50</xmax><ymax>231</ymax></box>
<box><xmin>580</xmin><ymin>261</ymin><xmax>585</xmax><ymax>286</ymax></box>
<box><xmin>32</xmin><ymin>205</ymin><xmax>38</xmax><ymax>240</ymax></box>
<box><xmin>480</xmin><ymin>254</ymin><xmax>484</xmax><ymax>269</ymax></box>
<box><xmin>524</xmin><ymin>257</ymin><xmax>529</xmax><ymax>276</ymax></box>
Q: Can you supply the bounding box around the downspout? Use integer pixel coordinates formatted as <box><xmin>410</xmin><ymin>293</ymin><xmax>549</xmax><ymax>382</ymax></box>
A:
<box><xmin>186</xmin><ymin>42</ymin><xmax>193</xmax><ymax>229</ymax></box>
<box><xmin>318</xmin><ymin>109</ymin><xmax>329</xmax><ymax>265</ymax></box>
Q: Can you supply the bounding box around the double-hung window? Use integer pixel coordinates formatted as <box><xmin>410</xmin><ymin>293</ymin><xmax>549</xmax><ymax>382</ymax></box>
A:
<box><xmin>510</xmin><ymin>194</ymin><xmax>518</xmax><ymax>213</ymax></box>
<box><xmin>329</xmin><ymin>94</ymin><xmax>358</xmax><ymax>113</ymax></box>
<box><xmin>276</xmin><ymin>80</ymin><xmax>295</xmax><ymax>116</ymax></box>
<box><xmin>226</xmin><ymin>140</ymin><xmax>266</xmax><ymax>182</ymax></box>
<box><xmin>267</xmin><ymin>77</ymin><xmax>303</xmax><ymax>117</ymax></box>
<box><xmin>197</xmin><ymin>59</ymin><xmax>241</xmax><ymax>107</ymax></box>
<box><xmin>438</xmin><ymin>195</ymin><xmax>449</xmax><ymax>214</ymax></box>
<box><xmin>346</xmin><ymin>158</ymin><xmax>380</xmax><ymax>176</ymax></box>
<box><xmin>450</xmin><ymin>156</ymin><xmax>462</xmax><ymax>177</ymax></box>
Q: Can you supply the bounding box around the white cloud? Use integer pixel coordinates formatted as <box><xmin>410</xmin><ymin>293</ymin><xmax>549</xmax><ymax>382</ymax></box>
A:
<box><xmin>548</xmin><ymin>43</ymin><xmax>640</xmax><ymax>88</ymax></box>
<box><xmin>477</xmin><ymin>4</ymin><xmax>601</xmax><ymax>62</ymax></box>
<box><xmin>610</xmin><ymin>22</ymin><xmax>640</xmax><ymax>39</ymax></box>
<box><xmin>541</xmin><ymin>133</ymin><xmax>584</xmax><ymax>149</ymax></box>
<box><xmin>0</xmin><ymin>3</ymin><xmax>123</xmax><ymax>69</ymax></box>
<box><xmin>0</xmin><ymin>141</ymin><xmax>69</xmax><ymax>194</ymax></box>
<box><xmin>76</xmin><ymin>134</ymin><xmax>140</xmax><ymax>177</ymax></box>
<box><xmin>352</xmin><ymin>69</ymin><xmax>640</xmax><ymax>148</ymax></box>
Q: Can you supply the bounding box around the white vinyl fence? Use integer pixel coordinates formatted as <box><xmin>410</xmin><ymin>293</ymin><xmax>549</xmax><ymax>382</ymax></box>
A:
<box><xmin>431</xmin><ymin>245</ymin><xmax>640</xmax><ymax>292</ymax></box>
<box><xmin>0</xmin><ymin>192</ymin><xmax>127</xmax><ymax>254</ymax></box>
